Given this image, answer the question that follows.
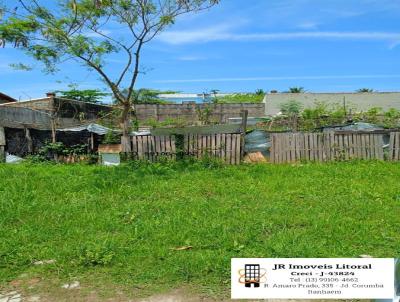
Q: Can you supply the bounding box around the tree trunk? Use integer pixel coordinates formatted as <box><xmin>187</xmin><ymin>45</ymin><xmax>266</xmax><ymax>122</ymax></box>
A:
<box><xmin>120</xmin><ymin>101</ymin><xmax>132</xmax><ymax>153</ymax></box>
<box><xmin>51</xmin><ymin>118</ymin><xmax>57</xmax><ymax>143</ymax></box>
<box><xmin>25</xmin><ymin>127</ymin><xmax>33</xmax><ymax>153</ymax></box>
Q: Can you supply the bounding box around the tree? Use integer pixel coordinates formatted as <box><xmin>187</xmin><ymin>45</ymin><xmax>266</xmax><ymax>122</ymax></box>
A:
<box><xmin>255</xmin><ymin>89</ymin><xmax>265</xmax><ymax>96</ymax></box>
<box><xmin>0</xmin><ymin>0</ymin><xmax>219</xmax><ymax>152</ymax></box>
<box><xmin>356</xmin><ymin>88</ymin><xmax>374</xmax><ymax>93</ymax></box>
<box><xmin>279</xmin><ymin>100</ymin><xmax>303</xmax><ymax>130</ymax></box>
<box><xmin>287</xmin><ymin>87</ymin><xmax>306</xmax><ymax>93</ymax></box>
<box><xmin>209</xmin><ymin>89</ymin><xmax>219</xmax><ymax>97</ymax></box>
<box><xmin>209</xmin><ymin>89</ymin><xmax>219</xmax><ymax>103</ymax></box>
<box><xmin>119</xmin><ymin>88</ymin><xmax>171</xmax><ymax>104</ymax></box>
<box><xmin>57</xmin><ymin>88</ymin><xmax>109</xmax><ymax>103</ymax></box>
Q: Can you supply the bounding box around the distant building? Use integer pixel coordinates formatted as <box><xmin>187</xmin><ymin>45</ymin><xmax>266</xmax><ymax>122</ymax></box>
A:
<box><xmin>263</xmin><ymin>92</ymin><xmax>400</xmax><ymax>116</ymax></box>
<box><xmin>0</xmin><ymin>92</ymin><xmax>17</xmax><ymax>104</ymax></box>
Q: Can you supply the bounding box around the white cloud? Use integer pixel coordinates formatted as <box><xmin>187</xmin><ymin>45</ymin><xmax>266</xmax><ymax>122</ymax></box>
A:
<box><xmin>177</xmin><ymin>55</ymin><xmax>206</xmax><ymax>61</ymax></box>
<box><xmin>158</xmin><ymin>23</ymin><xmax>233</xmax><ymax>45</ymax></box>
<box><xmin>154</xmin><ymin>74</ymin><xmax>400</xmax><ymax>84</ymax></box>
<box><xmin>297</xmin><ymin>21</ymin><xmax>319</xmax><ymax>30</ymax></box>
<box><xmin>158</xmin><ymin>27</ymin><xmax>400</xmax><ymax>45</ymax></box>
<box><xmin>319</xmin><ymin>8</ymin><xmax>365</xmax><ymax>18</ymax></box>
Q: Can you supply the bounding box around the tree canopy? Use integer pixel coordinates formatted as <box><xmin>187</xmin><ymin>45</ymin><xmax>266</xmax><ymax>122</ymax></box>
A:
<box><xmin>56</xmin><ymin>88</ymin><xmax>109</xmax><ymax>103</ymax></box>
<box><xmin>0</xmin><ymin>0</ymin><xmax>219</xmax><ymax>151</ymax></box>
<box><xmin>356</xmin><ymin>88</ymin><xmax>375</xmax><ymax>93</ymax></box>
<box><xmin>286</xmin><ymin>87</ymin><xmax>306</xmax><ymax>93</ymax></box>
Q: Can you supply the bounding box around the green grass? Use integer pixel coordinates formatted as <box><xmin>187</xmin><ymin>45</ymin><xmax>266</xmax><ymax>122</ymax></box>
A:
<box><xmin>0</xmin><ymin>161</ymin><xmax>399</xmax><ymax>297</ymax></box>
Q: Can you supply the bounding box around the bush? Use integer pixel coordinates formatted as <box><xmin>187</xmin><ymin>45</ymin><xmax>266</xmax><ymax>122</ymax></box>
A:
<box><xmin>102</xmin><ymin>131</ymin><xmax>121</xmax><ymax>144</ymax></box>
<box><xmin>215</xmin><ymin>93</ymin><xmax>264</xmax><ymax>104</ymax></box>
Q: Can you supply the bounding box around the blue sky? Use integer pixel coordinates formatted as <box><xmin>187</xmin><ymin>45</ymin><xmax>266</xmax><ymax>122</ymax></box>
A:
<box><xmin>1</xmin><ymin>0</ymin><xmax>400</xmax><ymax>101</ymax></box>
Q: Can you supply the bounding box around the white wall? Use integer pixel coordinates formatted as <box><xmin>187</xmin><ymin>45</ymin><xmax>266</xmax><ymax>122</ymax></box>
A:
<box><xmin>263</xmin><ymin>92</ymin><xmax>400</xmax><ymax>116</ymax></box>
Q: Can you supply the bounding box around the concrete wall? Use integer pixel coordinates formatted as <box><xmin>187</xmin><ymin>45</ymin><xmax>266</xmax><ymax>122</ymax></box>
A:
<box><xmin>263</xmin><ymin>92</ymin><xmax>400</xmax><ymax>116</ymax></box>
<box><xmin>135</xmin><ymin>103</ymin><xmax>265</xmax><ymax>124</ymax></box>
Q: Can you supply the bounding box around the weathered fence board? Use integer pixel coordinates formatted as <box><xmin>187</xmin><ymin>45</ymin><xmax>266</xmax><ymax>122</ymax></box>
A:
<box><xmin>270</xmin><ymin>132</ymin><xmax>386</xmax><ymax>163</ymax></box>
<box><xmin>389</xmin><ymin>132</ymin><xmax>400</xmax><ymax>161</ymax></box>
<box><xmin>0</xmin><ymin>127</ymin><xmax>4</xmax><ymax>162</ymax></box>
<box><xmin>129</xmin><ymin>133</ymin><xmax>242</xmax><ymax>164</ymax></box>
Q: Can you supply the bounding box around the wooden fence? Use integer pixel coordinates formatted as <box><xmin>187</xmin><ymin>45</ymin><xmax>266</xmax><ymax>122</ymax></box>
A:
<box><xmin>389</xmin><ymin>132</ymin><xmax>400</xmax><ymax>161</ymax></box>
<box><xmin>270</xmin><ymin>132</ymin><xmax>387</xmax><ymax>163</ymax></box>
<box><xmin>128</xmin><ymin>133</ymin><xmax>243</xmax><ymax>164</ymax></box>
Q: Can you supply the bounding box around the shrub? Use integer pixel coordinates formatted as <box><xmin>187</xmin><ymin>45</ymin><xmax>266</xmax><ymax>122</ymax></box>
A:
<box><xmin>102</xmin><ymin>131</ymin><xmax>121</xmax><ymax>144</ymax></box>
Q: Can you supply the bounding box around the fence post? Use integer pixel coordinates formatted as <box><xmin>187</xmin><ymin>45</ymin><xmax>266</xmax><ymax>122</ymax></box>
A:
<box><xmin>240</xmin><ymin>110</ymin><xmax>248</xmax><ymax>161</ymax></box>
<box><xmin>0</xmin><ymin>127</ymin><xmax>5</xmax><ymax>163</ymax></box>
<box><xmin>389</xmin><ymin>132</ymin><xmax>400</xmax><ymax>161</ymax></box>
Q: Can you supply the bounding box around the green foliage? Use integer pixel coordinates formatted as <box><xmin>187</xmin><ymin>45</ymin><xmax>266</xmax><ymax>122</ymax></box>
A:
<box><xmin>286</xmin><ymin>87</ymin><xmax>306</xmax><ymax>93</ymax></box>
<box><xmin>215</xmin><ymin>93</ymin><xmax>264</xmax><ymax>104</ymax></box>
<box><xmin>57</xmin><ymin>88</ymin><xmax>109</xmax><ymax>103</ymax></box>
<box><xmin>145</xmin><ymin>117</ymin><xmax>189</xmax><ymax>128</ymax></box>
<box><xmin>0</xmin><ymin>162</ymin><xmax>399</xmax><ymax>296</ymax></box>
<box><xmin>97</xmin><ymin>107</ymin><xmax>122</xmax><ymax>129</ymax></box>
<box><xmin>77</xmin><ymin>243</ymin><xmax>115</xmax><ymax>267</ymax></box>
<box><xmin>28</xmin><ymin>141</ymin><xmax>90</xmax><ymax>162</ymax></box>
<box><xmin>329</xmin><ymin>103</ymin><xmax>347</xmax><ymax>120</ymax></box>
<box><xmin>383</xmin><ymin>108</ymin><xmax>400</xmax><ymax>128</ymax></box>
<box><xmin>364</xmin><ymin>107</ymin><xmax>383</xmax><ymax>124</ymax></box>
<box><xmin>263</xmin><ymin>100</ymin><xmax>400</xmax><ymax>132</ymax></box>
<box><xmin>102</xmin><ymin>130</ymin><xmax>121</xmax><ymax>144</ymax></box>
<box><xmin>0</xmin><ymin>16</ymin><xmax>39</xmax><ymax>47</ymax></box>
<box><xmin>280</xmin><ymin>100</ymin><xmax>303</xmax><ymax>115</ymax></box>
<box><xmin>357</xmin><ymin>88</ymin><xmax>374</xmax><ymax>93</ymax></box>
<box><xmin>127</xmin><ymin>157</ymin><xmax>225</xmax><ymax>172</ymax></box>
<box><xmin>40</xmin><ymin>142</ymin><xmax>65</xmax><ymax>155</ymax></box>
<box><xmin>0</xmin><ymin>0</ymin><xmax>219</xmax><ymax>113</ymax></box>
<box><xmin>300</xmin><ymin>102</ymin><xmax>330</xmax><ymax>130</ymax></box>
<box><xmin>9</xmin><ymin>63</ymin><xmax>33</xmax><ymax>71</ymax></box>
<box><xmin>255</xmin><ymin>88</ymin><xmax>265</xmax><ymax>95</ymax></box>
<box><xmin>122</xmin><ymin>88</ymin><xmax>172</xmax><ymax>104</ymax></box>
<box><xmin>301</xmin><ymin>101</ymin><xmax>329</xmax><ymax>119</ymax></box>
<box><xmin>196</xmin><ymin>104</ymin><xmax>214</xmax><ymax>125</ymax></box>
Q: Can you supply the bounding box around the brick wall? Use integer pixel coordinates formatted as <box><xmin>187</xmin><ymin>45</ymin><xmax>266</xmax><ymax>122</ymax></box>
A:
<box><xmin>135</xmin><ymin>103</ymin><xmax>265</xmax><ymax>124</ymax></box>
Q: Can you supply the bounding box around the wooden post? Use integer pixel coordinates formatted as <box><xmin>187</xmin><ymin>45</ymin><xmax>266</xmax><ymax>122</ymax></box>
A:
<box><xmin>25</xmin><ymin>127</ymin><xmax>33</xmax><ymax>153</ymax></box>
<box><xmin>51</xmin><ymin>118</ymin><xmax>57</xmax><ymax>143</ymax></box>
<box><xmin>240</xmin><ymin>110</ymin><xmax>248</xmax><ymax>161</ymax></box>
<box><xmin>90</xmin><ymin>133</ymin><xmax>94</xmax><ymax>151</ymax></box>
<box><xmin>0</xmin><ymin>127</ymin><xmax>5</xmax><ymax>163</ymax></box>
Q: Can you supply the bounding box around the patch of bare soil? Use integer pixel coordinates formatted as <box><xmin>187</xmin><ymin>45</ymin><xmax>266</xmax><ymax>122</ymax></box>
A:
<box><xmin>1</xmin><ymin>276</ymin><xmax>372</xmax><ymax>302</ymax></box>
<box><xmin>133</xmin><ymin>288</ymin><xmax>228</xmax><ymax>302</ymax></box>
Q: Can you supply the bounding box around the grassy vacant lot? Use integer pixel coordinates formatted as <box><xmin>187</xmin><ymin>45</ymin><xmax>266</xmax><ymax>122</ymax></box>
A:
<box><xmin>0</xmin><ymin>161</ymin><xmax>399</xmax><ymax>298</ymax></box>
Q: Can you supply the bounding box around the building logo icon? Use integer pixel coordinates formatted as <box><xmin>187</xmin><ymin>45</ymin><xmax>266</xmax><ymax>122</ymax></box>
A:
<box><xmin>238</xmin><ymin>264</ymin><xmax>267</xmax><ymax>288</ymax></box>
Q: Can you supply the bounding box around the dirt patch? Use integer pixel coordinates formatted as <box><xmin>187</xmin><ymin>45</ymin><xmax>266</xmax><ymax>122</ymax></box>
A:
<box><xmin>1</xmin><ymin>277</ymin><xmax>372</xmax><ymax>302</ymax></box>
<box><xmin>134</xmin><ymin>288</ymin><xmax>225</xmax><ymax>302</ymax></box>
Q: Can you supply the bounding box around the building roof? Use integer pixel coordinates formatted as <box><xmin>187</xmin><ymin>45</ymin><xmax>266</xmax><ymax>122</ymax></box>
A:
<box><xmin>0</xmin><ymin>92</ymin><xmax>17</xmax><ymax>103</ymax></box>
